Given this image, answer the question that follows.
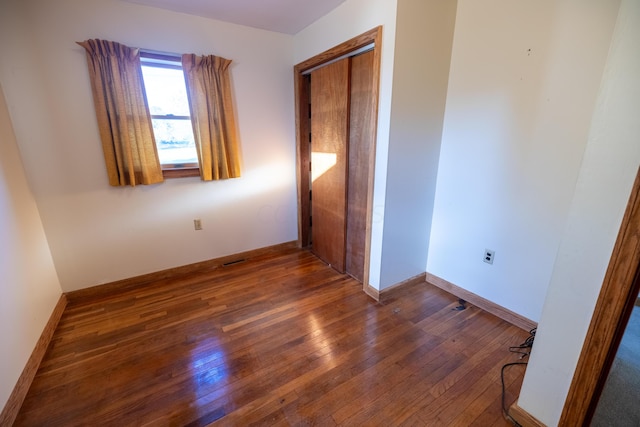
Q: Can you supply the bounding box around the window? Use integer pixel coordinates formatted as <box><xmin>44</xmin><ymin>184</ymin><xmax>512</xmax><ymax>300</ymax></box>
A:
<box><xmin>140</xmin><ymin>52</ymin><xmax>199</xmax><ymax>178</ymax></box>
<box><xmin>79</xmin><ymin>39</ymin><xmax>241</xmax><ymax>186</ymax></box>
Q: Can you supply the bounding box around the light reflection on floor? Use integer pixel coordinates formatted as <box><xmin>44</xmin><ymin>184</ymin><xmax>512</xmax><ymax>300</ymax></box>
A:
<box><xmin>189</xmin><ymin>337</ymin><xmax>229</xmax><ymax>394</ymax></box>
<box><xmin>307</xmin><ymin>313</ymin><xmax>336</xmax><ymax>368</ymax></box>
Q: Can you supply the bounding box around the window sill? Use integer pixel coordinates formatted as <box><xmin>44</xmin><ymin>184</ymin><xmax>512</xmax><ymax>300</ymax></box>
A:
<box><xmin>162</xmin><ymin>168</ymin><xmax>200</xmax><ymax>179</ymax></box>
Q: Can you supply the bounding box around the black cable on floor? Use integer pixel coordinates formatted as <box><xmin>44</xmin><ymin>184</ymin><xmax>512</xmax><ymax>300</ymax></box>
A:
<box><xmin>502</xmin><ymin>361</ymin><xmax>528</xmax><ymax>426</ymax></box>
<box><xmin>501</xmin><ymin>328</ymin><xmax>537</xmax><ymax>426</ymax></box>
<box><xmin>509</xmin><ymin>328</ymin><xmax>536</xmax><ymax>358</ymax></box>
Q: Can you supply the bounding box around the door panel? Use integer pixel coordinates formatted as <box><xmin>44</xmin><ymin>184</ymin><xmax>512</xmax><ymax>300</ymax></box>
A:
<box><xmin>346</xmin><ymin>50</ymin><xmax>374</xmax><ymax>282</ymax></box>
<box><xmin>310</xmin><ymin>58</ymin><xmax>350</xmax><ymax>272</ymax></box>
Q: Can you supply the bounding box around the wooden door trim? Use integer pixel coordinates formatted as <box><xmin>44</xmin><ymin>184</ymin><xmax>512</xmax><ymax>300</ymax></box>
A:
<box><xmin>294</xmin><ymin>26</ymin><xmax>382</xmax><ymax>294</ymax></box>
<box><xmin>560</xmin><ymin>166</ymin><xmax>640</xmax><ymax>425</ymax></box>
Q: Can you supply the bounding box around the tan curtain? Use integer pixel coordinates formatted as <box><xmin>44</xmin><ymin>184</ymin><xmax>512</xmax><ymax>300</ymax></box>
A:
<box><xmin>182</xmin><ymin>54</ymin><xmax>241</xmax><ymax>180</ymax></box>
<box><xmin>78</xmin><ymin>39</ymin><xmax>163</xmax><ymax>186</ymax></box>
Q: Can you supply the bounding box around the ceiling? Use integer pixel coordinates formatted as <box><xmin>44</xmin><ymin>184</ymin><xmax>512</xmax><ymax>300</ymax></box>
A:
<box><xmin>121</xmin><ymin>0</ymin><xmax>347</xmax><ymax>35</ymax></box>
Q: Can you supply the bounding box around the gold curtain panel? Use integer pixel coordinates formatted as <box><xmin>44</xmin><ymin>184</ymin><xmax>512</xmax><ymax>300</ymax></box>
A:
<box><xmin>78</xmin><ymin>39</ymin><xmax>163</xmax><ymax>186</ymax></box>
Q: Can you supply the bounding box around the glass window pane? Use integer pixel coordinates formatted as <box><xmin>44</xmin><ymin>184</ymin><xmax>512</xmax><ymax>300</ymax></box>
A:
<box><xmin>141</xmin><ymin>65</ymin><xmax>191</xmax><ymax>116</ymax></box>
<box><xmin>151</xmin><ymin>119</ymin><xmax>198</xmax><ymax>165</ymax></box>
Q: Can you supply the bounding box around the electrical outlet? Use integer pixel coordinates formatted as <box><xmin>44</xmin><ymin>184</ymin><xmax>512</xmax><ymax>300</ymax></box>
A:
<box><xmin>194</xmin><ymin>219</ymin><xmax>202</xmax><ymax>230</ymax></box>
<box><xmin>483</xmin><ymin>249</ymin><xmax>495</xmax><ymax>265</ymax></box>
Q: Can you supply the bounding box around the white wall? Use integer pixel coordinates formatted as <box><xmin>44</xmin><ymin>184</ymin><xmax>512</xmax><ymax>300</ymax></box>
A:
<box><xmin>293</xmin><ymin>0</ymin><xmax>398</xmax><ymax>290</ymax></box>
<box><xmin>379</xmin><ymin>0</ymin><xmax>456</xmax><ymax>289</ymax></box>
<box><xmin>0</xmin><ymin>81</ymin><xmax>63</xmax><ymax>411</ymax></box>
<box><xmin>518</xmin><ymin>0</ymin><xmax>640</xmax><ymax>424</ymax></box>
<box><xmin>427</xmin><ymin>0</ymin><xmax>620</xmax><ymax>322</ymax></box>
<box><xmin>0</xmin><ymin>0</ymin><xmax>298</xmax><ymax>291</ymax></box>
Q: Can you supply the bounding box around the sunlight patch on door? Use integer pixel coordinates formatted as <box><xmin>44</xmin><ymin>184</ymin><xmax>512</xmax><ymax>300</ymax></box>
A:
<box><xmin>311</xmin><ymin>152</ymin><xmax>337</xmax><ymax>182</ymax></box>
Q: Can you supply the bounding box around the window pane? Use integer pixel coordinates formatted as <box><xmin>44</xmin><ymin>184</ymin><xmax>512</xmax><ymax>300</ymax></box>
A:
<box><xmin>141</xmin><ymin>65</ymin><xmax>190</xmax><ymax>116</ymax></box>
<box><xmin>152</xmin><ymin>119</ymin><xmax>198</xmax><ymax>165</ymax></box>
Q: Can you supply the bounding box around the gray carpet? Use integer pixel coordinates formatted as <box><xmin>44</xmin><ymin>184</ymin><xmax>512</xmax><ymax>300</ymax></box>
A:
<box><xmin>591</xmin><ymin>304</ymin><xmax>640</xmax><ymax>426</ymax></box>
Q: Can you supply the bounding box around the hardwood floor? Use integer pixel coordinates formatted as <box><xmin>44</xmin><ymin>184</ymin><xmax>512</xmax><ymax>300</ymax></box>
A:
<box><xmin>15</xmin><ymin>248</ymin><xmax>528</xmax><ymax>426</ymax></box>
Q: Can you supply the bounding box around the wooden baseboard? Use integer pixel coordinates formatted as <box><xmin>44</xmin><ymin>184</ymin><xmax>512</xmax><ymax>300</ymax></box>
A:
<box><xmin>363</xmin><ymin>283</ymin><xmax>380</xmax><ymax>301</ymax></box>
<box><xmin>379</xmin><ymin>273</ymin><xmax>427</xmax><ymax>298</ymax></box>
<box><xmin>362</xmin><ymin>273</ymin><xmax>427</xmax><ymax>302</ymax></box>
<box><xmin>510</xmin><ymin>401</ymin><xmax>546</xmax><ymax>427</ymax></box>
<box><xmin>426</xmin><ymin>273</ymin><xmax>537</xmax><ymax>332</ymax></box>
<box><xmin>0</xmin><ymin>294</ymin><xmax>67</xmax><ymax>426</ymax></box>
<box><xmin>66</xmin><ymin>241</ymin><xmax>298</xmax><ymax>305</ymax></box>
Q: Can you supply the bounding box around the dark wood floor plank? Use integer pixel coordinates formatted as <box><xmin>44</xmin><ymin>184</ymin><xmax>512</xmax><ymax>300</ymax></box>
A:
<box><xmin>14</xmin><ymin>248</ymin><xmax>528</xmax><ymax>426</ymax></box>
<box><xmin>413</xmin><ymin>327</ymin><xmax>527</xmax><ymax>425</ymax></box>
